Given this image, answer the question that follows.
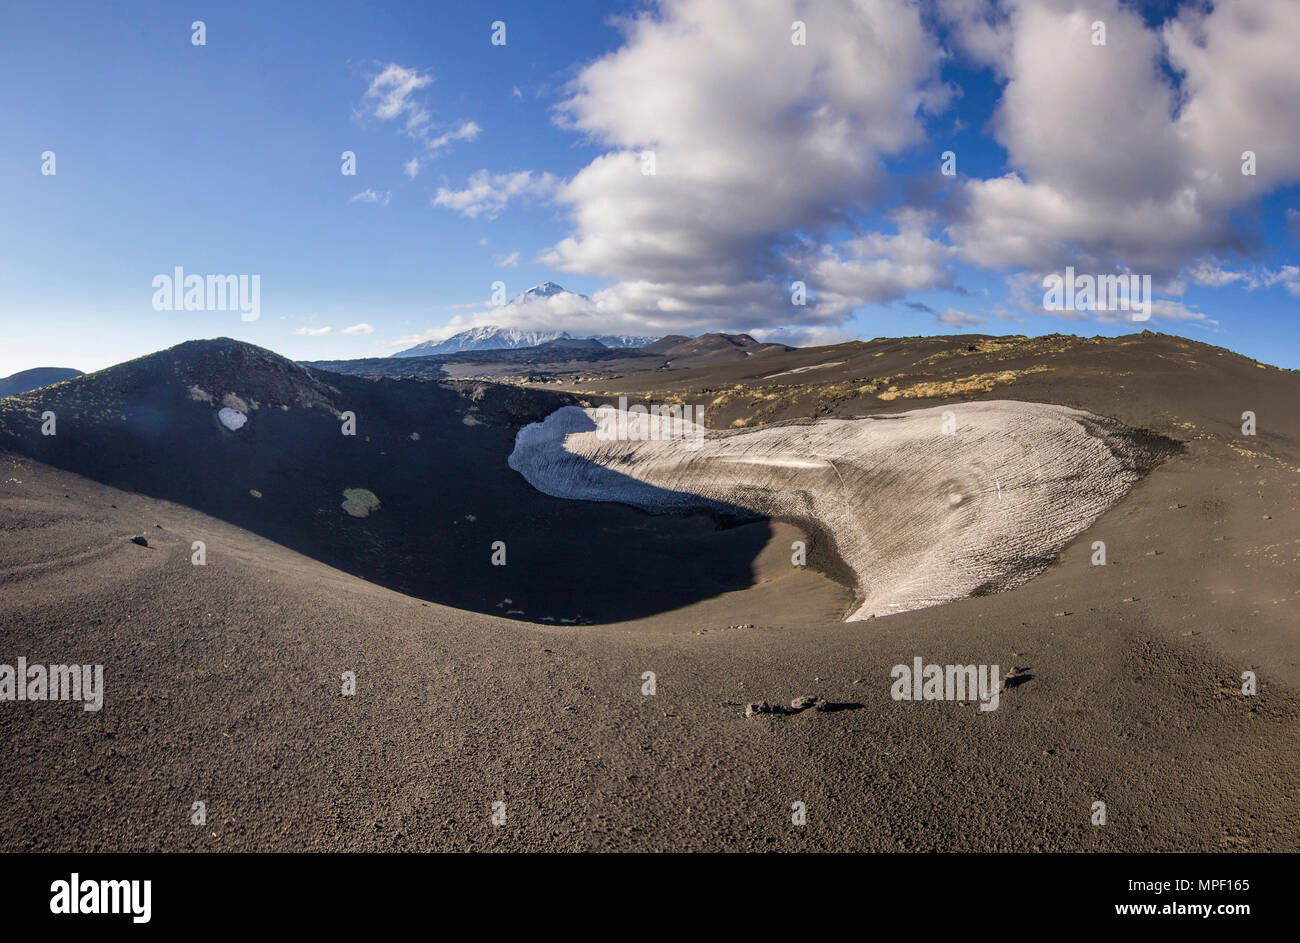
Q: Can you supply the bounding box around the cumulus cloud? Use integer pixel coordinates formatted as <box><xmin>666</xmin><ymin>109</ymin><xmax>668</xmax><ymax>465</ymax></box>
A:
<box><xmin>534</xmin><ymin>0</ymin><xmax>953</xmax><ymax>333</ymax></box>
<box><xmin>801</xmin><ymin>211</ymin><xmax>955</xmax><ymax>319</ymax></box>
<box><xmin>294</xmin><ymin>326</ymin><xmax>333</xmax><ymax>336</ymax></box>
<box><xmin>495</xmin><ymin>251</ymin><xmax>520</xmax><ymax>268</ymax></box>
<box><xmin>433</xmin><ymin>170</ymin><xmax>558</xmax><ymax>219</ymax></box>
<box><xmin>402</xmin><ymin>0</ymin><xmax>1300</xmax><ymax>339</ymax></box>
<box><xmin>947</xmin><ymin>0</ymin><xmax>1300</xmax><ymax>279</ymax></box>
<box><xmin>936</xmin><ymin>308</ymin><xmax>986</xmax><ymax>327</ymax></box>
<box><xmin>342</xmin><ymin>323</ymin><xmax>375</xmax><ymax>335</ymax></box>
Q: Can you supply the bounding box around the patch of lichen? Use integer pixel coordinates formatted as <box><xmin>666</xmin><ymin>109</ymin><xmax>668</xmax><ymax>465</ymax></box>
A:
<box><xmin>341</xmin><ymin>488</ymin><xmax>381</xmax><ymax>518</ymax></box>
<box><xmin>876</xmin><ymin>366</ymin><xmax>1051</xmax><ymax>401</ymax></box>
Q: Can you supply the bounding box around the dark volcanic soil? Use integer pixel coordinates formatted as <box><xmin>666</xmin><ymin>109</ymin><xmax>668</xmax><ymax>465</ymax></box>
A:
<box><xmin>0</xmin><ymin>332</ymin><xmax>1296</xmax><ymax>851</ymax></box>
<box><xmin>0</xmin><ymin>339</ymin><xmax>789</xmax><ymax>624</ymax></box>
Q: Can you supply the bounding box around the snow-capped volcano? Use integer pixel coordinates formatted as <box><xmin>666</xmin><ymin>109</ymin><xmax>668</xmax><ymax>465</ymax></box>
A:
<box><xmin>391</xmin><ymin>283</ymin><xmax>660</xmax><ymax>357</ymax></box>
<box><xmin>514</xmin><ymin>281</ymin><xmax>571</xmax><ymax>301</ymax></box>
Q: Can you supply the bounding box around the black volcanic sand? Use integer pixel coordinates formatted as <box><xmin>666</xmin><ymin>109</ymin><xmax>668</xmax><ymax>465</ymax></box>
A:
<box><xmin>0</xmin><ymin>332</ymin><xmax>1297</xmax><ymax>851</ymax></box>
<box><xmin>0</xmin><ymin>339</ymin><xmax>801</xmax><ymax>625</ymax></box>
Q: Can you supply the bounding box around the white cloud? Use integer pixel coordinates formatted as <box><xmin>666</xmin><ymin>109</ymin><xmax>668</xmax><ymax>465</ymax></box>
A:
<box><xmin>359</xmin><ymin>63</ymin><xmax>480</xmax><ymax>176</ymax></box>
<box><xmin>386</xmin><ymin>327</ymin><xmax>453</xmax><ymax>349</ymax></box>
<box><xmin>1264</xmin><ymin>265</ymin><xmax>1300</xmax><ymax>296</ymax></box>
<box><xmin>936</xmin><ymin>0</ymin><xmax>1012</xmax><ymax>73</ymax></box>
<box><xmin>433</xmin><ymin>170</ymin><xmax>558</xmax><ymax>219</ymax></box>
<box><xmin>947</xmin><ymin>0</ymin><xmax>1300</xmax><ymax>280</ymax></box>
<box><xmin>495</xmin><ymin>250</ymin><xmax>520</xmax><ymax>268</ymax></box>
<box><xmin>361</xmin><ymin>63</ymin><xmax>431</xmax><ymax>130</ymax></box>
<box><xmin>342</xmin><ymin>323</ymin><xmax>374</xmax><ymax>335</ymax></box>
<box><xmin>391</xmin><ymin>1</ymin><xmax>1300</xmax><ymax>339</ymax></box>
<box><xmin>430</xmin><ymin>121</ymin><xmax>480</xmax><ymax>151</ymax></box>
<box><xmin>350</xmin><ymin>188</ymin><xmax>391</xmax><ymax>206</ymax></box>
<box><xmin>294</xmin><ymin>326</ymin><xmax>333</xmax><ymax>336</ymax></box>
<box><xmin>751</xmin><ymin>325</ymin><xmax>857</xmax><ymax>347</ymax></box>
<box><xmin>937</xmin><ymin>308</ymin><xmax>986</xmax><ymax>327</ymax></box>
<box><xmin>387</xmin><ymin>286</ymin><xmax>660</xmax><ymax>348</ymax></box>
<box><xmin>404</xmin><ymin>121</ymin><xmax>482</xmax><ymax>177</ymax></box>
<box><xmin>1144</xmin><ymin>300</ymin><xmax>1219</xmax><ymax>329</ymax></box>
<box><xmin>1189</xmin><ymin>260</ymin><xmax>1300</xmax><ymax>295</ymax></box>
<box><xmin>801</xmin><ymin>211</ymin><xmax>955</xmax><ymax>319</ymax></box>
<box><xmin>533</xmin><ymin>0</ymin><xmax>952</xmax><ymax>333</ymax></box>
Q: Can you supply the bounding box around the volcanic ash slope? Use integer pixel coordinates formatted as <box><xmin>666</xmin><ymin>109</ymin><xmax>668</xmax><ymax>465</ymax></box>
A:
<box><xmin>509</xmin><ymin>400</ymin><xmax>1173</xmax><ymax>621</ymax></box>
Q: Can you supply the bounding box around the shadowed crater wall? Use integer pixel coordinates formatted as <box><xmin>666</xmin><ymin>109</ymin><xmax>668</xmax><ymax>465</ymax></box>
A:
<box><xmin>0</xmin><ymin>339</ymin><xmax>773</xmax><ymax>624</ymax></box>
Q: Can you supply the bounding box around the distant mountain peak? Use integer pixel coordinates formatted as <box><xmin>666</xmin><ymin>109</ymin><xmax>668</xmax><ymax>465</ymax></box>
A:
<box><xmin>390</xmin><ymin>281</ymin><xmax>664</xmax><ymax>358</ymax></box>
<box><xmin>392</xmin><ymin>283</ymin><xmax>660</xmax><ymax>358</ymax></box>
<box><xmin>516</xmin><ymin>281</ymin><xmax>574</xmax><ymax>300</ymax></box>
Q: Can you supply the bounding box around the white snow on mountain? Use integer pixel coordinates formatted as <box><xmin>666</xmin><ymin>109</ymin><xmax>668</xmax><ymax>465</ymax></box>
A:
<box><xmin>391</xmin><ymin>283</ymin><xmax>660</xmax><ymax>357</ymax></box>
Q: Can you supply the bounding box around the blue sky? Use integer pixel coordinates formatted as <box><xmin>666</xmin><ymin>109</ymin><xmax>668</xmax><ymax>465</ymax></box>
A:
<box><xmin>1</xmin><ymin>0</ymin><xmax>1297</xmax><ymax>377</ymax></box>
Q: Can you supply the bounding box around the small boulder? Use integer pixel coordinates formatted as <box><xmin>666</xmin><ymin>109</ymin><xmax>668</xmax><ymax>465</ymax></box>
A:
<box><xmin>130</xmin><ymin>535</ymin><xmax>148</xmax><ymax>547</ymax></box>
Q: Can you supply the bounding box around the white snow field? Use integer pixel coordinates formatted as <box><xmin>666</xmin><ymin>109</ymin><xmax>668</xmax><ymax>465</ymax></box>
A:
<box><xmin>509</xmin><ymin>400</ymin><xmax>1167</xmax><ymax>621</ymax></box>
<box><xmin>217</xmin><ymin>407</ymin><xmax>247</xmax><ymax>431</ymax></box>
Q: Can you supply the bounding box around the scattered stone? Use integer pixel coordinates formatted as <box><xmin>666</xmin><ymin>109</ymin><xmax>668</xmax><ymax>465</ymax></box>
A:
<box><xmin>790</xmin><ymin>695</ymin><xmax>822</xmax><ymax>711</ymax></box>
<box><xmin>745</xmin><ymin>701</ymin><xmax>778</xmax><ymax>717</ymax></box>
<box><xmin>130</xmin><ymin>535</ymin><xmax>148</xmax><ymax>547</ymax></box>
<box><xmin>1001</xmin><ymin>667</ymin><xmax>1034</xmax><ymax>691</ymax></box>
<box><xmin>1053</xmin><ymin>610</ymin><xmax>1072</xmax><ymax>617</ymax></box>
